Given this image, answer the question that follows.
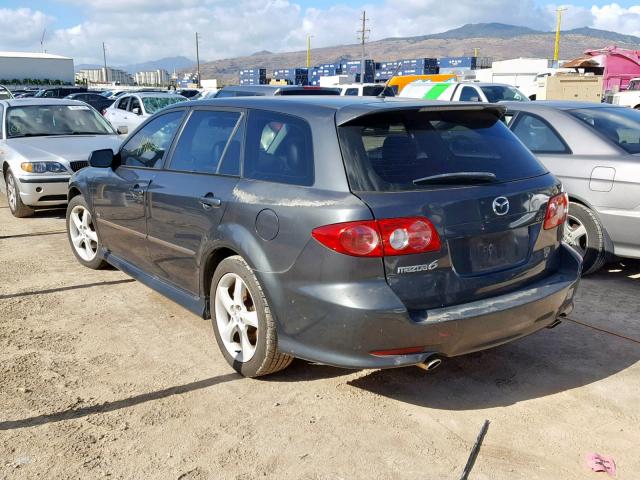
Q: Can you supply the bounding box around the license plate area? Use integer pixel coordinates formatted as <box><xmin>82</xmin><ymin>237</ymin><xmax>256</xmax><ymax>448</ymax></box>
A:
<box><xmin>450</xmin><ymin>227</ymin><xmax>530</xmax><ymax>275</ymax></box>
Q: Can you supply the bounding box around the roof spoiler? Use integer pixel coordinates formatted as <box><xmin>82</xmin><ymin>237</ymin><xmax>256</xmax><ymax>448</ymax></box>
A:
<box><xmin>336</xmin><ymin>103</ymin><xmax>506</xmax><ymax>126</ymax></box>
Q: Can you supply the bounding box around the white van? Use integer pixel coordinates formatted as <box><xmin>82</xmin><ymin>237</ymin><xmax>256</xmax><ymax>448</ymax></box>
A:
<box><xmin>399</xmin><ymin>81</ymin><xmax>528</xmax><ymax>102</ymax></box>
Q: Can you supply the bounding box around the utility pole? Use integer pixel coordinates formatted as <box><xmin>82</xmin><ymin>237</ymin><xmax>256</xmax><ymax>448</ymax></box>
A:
<box><xmin>102</xmin><ymin>42</ymin><xmax>108</xmax><ymax>83</ymax></box>
<box><xmin>553</xmin><ymin>7</ymin><xmax>567</xmax><ymax>64</ymax></box>
<box><xmin>40</xmin><ymin>29</ymin><xmax>46</xmax><ymax>54</ymax></box>
<box><xmin>195</xmin><ymin>32</ymin><xmax>201</xmax><ymax>88</ymax></box>
<box><xmin>357</xmin><ymin>10</ymin><xmax>370</xmax><ymax>84</ymax></box>
<box><xmin>306</xmin><ymin>34</ymin><xmax>312</xmax><ymax>68</ymax></box>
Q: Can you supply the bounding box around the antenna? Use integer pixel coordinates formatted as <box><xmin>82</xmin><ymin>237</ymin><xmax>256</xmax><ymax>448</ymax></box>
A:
<box><xmin>40</xmin><ymin>29</ymin><xmax>46</xmax><ymax>53</ymax></box>
<box><xmin>377</xmin><ymin>61</ymin><xmax>403</xmax><ymax>98</ymax></box>
<box><xmin>357</xmin><ymin>10</ymin><xmax>370</xmax><ymax>84</ymax></box>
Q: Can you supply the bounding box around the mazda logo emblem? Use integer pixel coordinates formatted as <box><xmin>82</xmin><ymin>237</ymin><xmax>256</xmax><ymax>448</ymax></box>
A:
<box><xmin>492</xmin><ymin>196</ymin><xmax>510</xmax><ymax>216</ymax></box>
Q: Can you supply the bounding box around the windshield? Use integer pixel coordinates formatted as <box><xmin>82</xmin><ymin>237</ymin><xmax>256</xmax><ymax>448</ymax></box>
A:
<box><xmin>480</xmin><ymin>85</ymin><xmax>528</xmax><ymax>102</ymax></box>
<box><xmin>338</xmin><ymin>109</ymin><xmax>547</xmax><ymax>192</ymax></box>
<box><xmin>628</xmin><ymin>80</ymin><xmax>640</xmax><ymax>91</ymax></box>
<box><xmin>0</xmin><ymin>87</ymin><xmax>12</xmax><ymax>100</ymax></box>
<box><xmin>142</xmin><ymin>96</ymin><xmax>187</xmax><ymax>114</ymax></box>
<box><xmin>570</xmin><ymin>107</ymin><xmax>640</xmax><ymax>154</ymax></box>
<box><xmin>6</xmin><ymin>104</ymin><xmax>115</xmax><ymax>138</ymax></box>
<box><xmin>362</xmin><ymin>85</ymin><xmax>395</xmax><ymax>97</ymax></box>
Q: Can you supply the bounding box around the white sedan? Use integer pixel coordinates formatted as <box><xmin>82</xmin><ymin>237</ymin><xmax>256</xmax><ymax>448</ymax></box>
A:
<box><xmin>103</xmin><ymin>92</ymin><xmax>188</xmax><ymax>135</ymax></box>
<box><xmin>1</xmin><ymin>98</ymin><xmax>121</xmax><ymax>217</ymax></box>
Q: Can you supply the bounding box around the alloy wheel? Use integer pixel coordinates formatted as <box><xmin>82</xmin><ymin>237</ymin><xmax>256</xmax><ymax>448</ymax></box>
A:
<box><xmin>214</xmin><ymin>273</ymin><xmax>259</xmax><ymax>362</ymax></box>
<box><xmin>6</xmin><ymin>174</ymin><xmax>17</xmax><ymax>210</ymax></box>
<box><xmin>69</xmin><ymin>205</ymin><xmax>99</xmax><ymax>261</ymax></box>
<box><xmin>564</xmin><ymin>215</ymin><xmax>588</xmax><ymax>257</ymax></box>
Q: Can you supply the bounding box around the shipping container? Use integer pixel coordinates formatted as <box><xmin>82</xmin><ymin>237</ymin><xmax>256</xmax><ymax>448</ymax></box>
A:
<box><xmin>239</xmin><ymin>68</ymin><xmax>266</xmax><ymax>76</ymax></box>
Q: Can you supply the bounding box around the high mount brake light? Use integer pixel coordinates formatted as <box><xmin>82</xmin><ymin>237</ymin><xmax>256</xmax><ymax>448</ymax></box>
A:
<box><xmin>544</xmin><ymin>193</ymin><xmax>569</xmax><ymax>230</ymax></box>
<box><xmin>312</xmin><ymin>217</ymin><xmax>440</xmax><ymax>257</ymax></box>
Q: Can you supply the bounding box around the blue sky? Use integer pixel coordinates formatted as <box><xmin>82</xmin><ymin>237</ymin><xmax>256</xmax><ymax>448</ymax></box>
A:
<box><xmin>3</xmin><ymin>0</ymin><xmax>639</xmax><ymax>30</ymax></box>
<box><xmin>0</xmin><ymin>0</ymin><xmax>638</xmax><ymax>64</ymax></box>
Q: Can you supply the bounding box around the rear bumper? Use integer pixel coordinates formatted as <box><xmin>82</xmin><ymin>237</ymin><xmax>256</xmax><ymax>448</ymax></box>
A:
<box><xmin>17</xmin><ymin>176</ymin><xmax>70</xmax><ymax>206</ymax></box>
<box><xmin>272</xmin><ymin>243</ymin><xmax>581</xmax><ymax>369</ymax></box>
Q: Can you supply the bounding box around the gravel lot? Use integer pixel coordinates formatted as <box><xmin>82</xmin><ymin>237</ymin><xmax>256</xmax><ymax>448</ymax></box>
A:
<box><xmin>0</xmin><ymin>194</ymin><xmax>638</xmax><ymax>480</ymax></box>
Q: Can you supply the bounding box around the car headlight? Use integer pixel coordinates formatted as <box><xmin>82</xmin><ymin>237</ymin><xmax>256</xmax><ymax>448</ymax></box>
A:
<box><xmin>20</xmin><ymin>162</ymin><xmax>68</xmax><ymax>173</ymax></box>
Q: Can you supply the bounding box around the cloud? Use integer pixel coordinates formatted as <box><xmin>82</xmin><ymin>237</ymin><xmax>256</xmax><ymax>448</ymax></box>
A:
<box><xmin>591</xmin><ymin>3</ymin><xmax>640</xmax><ymax>37</ymax></box>
<box><xmin>0</xmin><ymin>8</ymin><xmax>54</xmax><ymax>48</ymax></box>
<box><xmin>1</xmin><ymin>2</ymin><xmax>638</xmax><ymax>65</ymax></box>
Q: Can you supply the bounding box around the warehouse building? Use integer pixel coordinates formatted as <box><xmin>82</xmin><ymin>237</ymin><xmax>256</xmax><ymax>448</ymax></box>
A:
<box><xmin>75</xmin><ymin>67</ymin><xmax>134</xmax><ymax>85</ymax></box>
<box><xmin>134</xmin><ymin>69</ymin><xmax>170</xmax><ymax>86</ymax></box>
<box><xmin>0</xmin><ymin>51</ymin><xmax>74</xmax><ymax>84</ymax></box>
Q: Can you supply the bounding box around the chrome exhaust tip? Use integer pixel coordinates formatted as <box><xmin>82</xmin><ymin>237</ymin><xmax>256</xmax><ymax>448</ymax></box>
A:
<box><xmin>417</xmin><ymin>356</ymin><xmax>443</xmax><ymax>372</ymax></box>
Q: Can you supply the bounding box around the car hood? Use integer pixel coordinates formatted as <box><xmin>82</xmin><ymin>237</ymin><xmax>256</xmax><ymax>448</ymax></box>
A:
<box><xmin>7</xmin><ymin>135</ymin><xmax>122</xmax><ymax>163</ymax></box>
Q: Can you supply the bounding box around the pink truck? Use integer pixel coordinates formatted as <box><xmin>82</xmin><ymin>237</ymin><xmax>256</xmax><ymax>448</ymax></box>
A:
<box><xmin>582</xmin><ymin>46</ymin><xmax>640</xmax><ymax>93</ymax></box>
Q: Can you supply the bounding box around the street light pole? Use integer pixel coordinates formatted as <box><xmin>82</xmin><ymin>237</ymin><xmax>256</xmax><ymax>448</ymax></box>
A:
<box><xmin>553</xmin><ymin>7</ymin><xmax>567</xmax><ymax>63</ymax></box>
<box><xmin>102</xmin><ymin>42</ymin><xmax>108</xmax><ymax>83</ymax></box>
<box><xmin>195</xmin><ymin>32</ymin><xmax>201</xmax><ymax>88</ymax></box>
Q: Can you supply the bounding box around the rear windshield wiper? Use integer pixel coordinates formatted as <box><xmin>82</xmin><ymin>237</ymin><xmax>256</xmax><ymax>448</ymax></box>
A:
<box><xmin>412</xmin><ymin>172</ymin><xmax>497</xmax><ymax>185</ymax></box>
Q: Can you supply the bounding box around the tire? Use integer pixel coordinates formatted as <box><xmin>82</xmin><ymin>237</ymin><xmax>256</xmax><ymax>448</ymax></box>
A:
<box><xmin>210</xmin><ymin>255</ymin><xmax>293</xmax><ymax>377</ymax></box>
<box><xmin>564</xmin><ymin>202</ymin><xmax>607</xmax><ymax>275</ymax></box>
<box><xmin>66</xmin><ymin>195</ymin><xmax>107</xmax><ymax>269</ymax></box>
<box><xmin>5</xmin><ymin>168</ymin><xmax>34</xmax><ymax>218</ymax></box>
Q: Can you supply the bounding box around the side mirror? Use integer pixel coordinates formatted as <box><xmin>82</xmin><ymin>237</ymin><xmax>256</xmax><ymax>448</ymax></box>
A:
<box><xmin>132</xmin><ymin>107</ymin><xmax>141</xmax><ymax>115</ymax></box>
<box><xmin>88</xmin><ymin>149</ymin><xmax>114</xmax><ymax>168</ymax></box>
<box><xmin>117</xmin><ymin>125</ymin><xmax>128</xmax><ymax>135</ymax></box>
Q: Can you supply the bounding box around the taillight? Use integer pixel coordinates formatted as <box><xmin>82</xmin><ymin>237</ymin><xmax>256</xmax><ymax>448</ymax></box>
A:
<box><xmin>311</xmin><ymin>220</ymin><xmax>382</xmax><ymax>257</ymax></box>
<box><xmin>544</xmin><ymin>192</ymin><xmax>568</xmax><ymax>230</ymax></box>
<box><xmin>378</xmin><ymin>217</ymin><xmax>440</xmax><ymax>255</ymax></box>
<box><xmin>312</xmin><ymin>217</ymin><xmax>440</xmax><ymax>257</ymax></box>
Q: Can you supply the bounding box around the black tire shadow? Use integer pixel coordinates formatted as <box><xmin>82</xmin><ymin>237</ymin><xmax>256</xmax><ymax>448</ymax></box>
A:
<box><xmin>33</xmin><ymin>207</ymin><xmax>66</xmax><ymax>219</ymax></box>
<box><xmin>589</xmin><ymin>258</ymin><xmax>640</xmax><ymax>284</ymax></box>
<box><xmin>263</xmin><ymin>358</ymin><xmax>356</xmax><ymax>382</ymax></box>
<box><xmin>347</xmin><ymin>322</ymin><xmax>639</xmax><ymax>410</ymax></box>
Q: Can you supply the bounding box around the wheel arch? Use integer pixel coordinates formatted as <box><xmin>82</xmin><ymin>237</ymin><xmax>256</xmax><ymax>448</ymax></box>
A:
<box><xmin>566</xmin><ymin>194</ymin><xmax>615</xmax><ymax>255</ymax></box>
<box><xmin>68</xmin><ymin>185</ymin><xmax>82</xmax><ymax>202</ymax></box>
<box><xmin>200</xmin><ymin>246</ymin><xmax>241</xmax><ymax>318</ymax></box>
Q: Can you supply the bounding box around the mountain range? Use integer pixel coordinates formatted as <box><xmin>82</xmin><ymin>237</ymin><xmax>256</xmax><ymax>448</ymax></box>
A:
<box><xmin>75</xmin><ymin>23</ymin><xmax>640</xmax><ymax>84</ymax></box>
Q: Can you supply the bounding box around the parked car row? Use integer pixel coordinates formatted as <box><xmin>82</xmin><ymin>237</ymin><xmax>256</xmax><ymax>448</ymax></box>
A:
<box><xmin>1</xmin><ymin>89</ymin><xmax>637</xmax><ymax>379</ymax></box>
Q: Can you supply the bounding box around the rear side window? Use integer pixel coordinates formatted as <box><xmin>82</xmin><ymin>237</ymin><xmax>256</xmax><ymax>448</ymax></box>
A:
<box><xmin>344</xmin><ymin>88</ymin><xmax>359</xmax><ymax>96</ymax></box>
<box><xmin>338</xmin><ymin>109</ymin><xmax>547</xmax><ymax>192</ymax></box>
<box><xmin>120</xmin><ymin>110</ymin><xmax>184</xmax><ymax>168</ymax></box>
<box><xmin>244</xmin><ymin>110</ymin><xmax>314</xmax><ymax>186</ymax></box>
<box><xmin>511</xmin><ymin>113</ymin><xmax>569</xmax><ymax>154</ymax></box>
<box><xmin>459</xmin><ymin>86</ymin><xmax>481</xmax><ymax>102</ymax></box>
<box><xmin>117</xmin><ymin>97</ymin><xmax>129</xmax><ymax>110</ymax></box>
<box><xmin>569</xmin><ymin>107</ymin><xmax>640</xmax><ymax>154</ymax></box>
<box><xmin>169</xmin><ymin>110</ymin><xmax>241</xmax><ymax>174</ymax></box>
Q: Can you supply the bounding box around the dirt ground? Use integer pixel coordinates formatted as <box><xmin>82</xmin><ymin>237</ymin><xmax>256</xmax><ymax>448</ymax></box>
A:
<box><xmin>0</xmin><ymin>194</ymin><xmax>638</xmax><ymax>480</ymax></box>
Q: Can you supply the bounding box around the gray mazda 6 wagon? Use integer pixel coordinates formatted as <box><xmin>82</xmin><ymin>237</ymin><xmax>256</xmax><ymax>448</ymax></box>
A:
<box><xmin>66</xmin><ymin>96</ymin><xmax>581</xmax><ymax>377</ymax></box>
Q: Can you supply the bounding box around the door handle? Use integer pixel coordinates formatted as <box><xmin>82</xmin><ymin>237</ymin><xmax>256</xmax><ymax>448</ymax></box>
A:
<box><xmin>130</xmin><ymin>184</ymin><xmax>145</xmax><ymax>200</ymax></box>
<box><xmin>199</xmin><ymin>193</ymin><xmax>222</xmax><ymax>209</ymax></box>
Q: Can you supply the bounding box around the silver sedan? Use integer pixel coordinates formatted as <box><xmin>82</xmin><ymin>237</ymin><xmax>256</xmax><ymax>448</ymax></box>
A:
<box><xmin>503</xmin><ymin>101</ymin><xmax>640</xmax><ymax>274</ymax></box>
<box><xmin>1</xmin><ymin>98</ymin><xmax>122</xmax><ymax>217</ymax></box>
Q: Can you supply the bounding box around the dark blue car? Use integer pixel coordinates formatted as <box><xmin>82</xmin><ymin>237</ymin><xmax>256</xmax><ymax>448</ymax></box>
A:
<box><xmin>66</xmin><ymin>96</ymin><xmax>581</xmax><ymax>377</ymax></box>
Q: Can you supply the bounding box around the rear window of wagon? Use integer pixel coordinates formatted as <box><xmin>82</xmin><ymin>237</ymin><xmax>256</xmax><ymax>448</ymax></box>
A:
<box><xmin>337</xmin><ymin>109</ymin><xmax>548</xmax><ymax>192</ymax></box>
